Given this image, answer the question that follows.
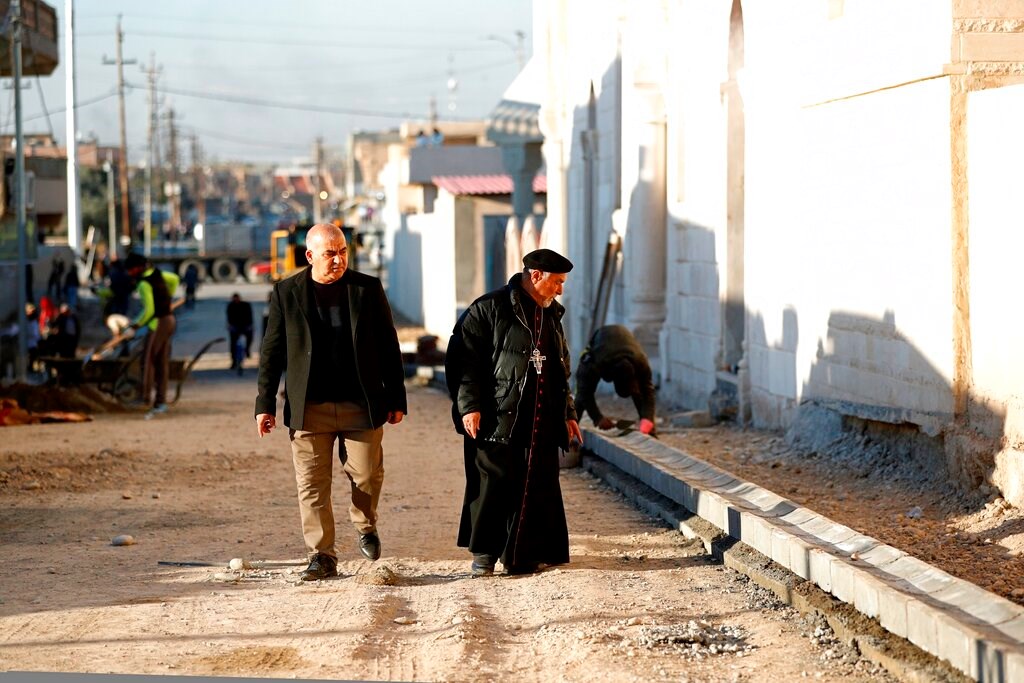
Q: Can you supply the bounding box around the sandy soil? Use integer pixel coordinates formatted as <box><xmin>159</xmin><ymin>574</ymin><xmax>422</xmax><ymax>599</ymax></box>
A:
<box><xmin>0</xmin><ymin>373</ymin><xmax>896</xmax><ymax>682</ymax></box>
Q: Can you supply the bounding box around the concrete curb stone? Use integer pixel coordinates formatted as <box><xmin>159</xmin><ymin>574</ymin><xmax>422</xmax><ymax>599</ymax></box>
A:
<box><xmin>581</xmin><ymin>428</ymin><xmax>1024</xmax><ymax>682</ymax></box>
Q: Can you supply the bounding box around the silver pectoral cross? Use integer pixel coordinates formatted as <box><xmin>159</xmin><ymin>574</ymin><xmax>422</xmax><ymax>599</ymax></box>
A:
<box><xmin>530</xmin><ymin>347</ymin><xmax>546</xmax><ymax>374</ymax></box>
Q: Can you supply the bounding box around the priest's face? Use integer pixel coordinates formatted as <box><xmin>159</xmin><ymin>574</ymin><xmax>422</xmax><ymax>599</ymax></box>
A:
<box><xmin>305</xmin><ymin>225</ymin><xmax>348</xmax><ymax>284</ymax></box>
<box><xmin>530</xmin><ymin>270</ymin><xmax>567</xmax><ymax>308</ymax></box>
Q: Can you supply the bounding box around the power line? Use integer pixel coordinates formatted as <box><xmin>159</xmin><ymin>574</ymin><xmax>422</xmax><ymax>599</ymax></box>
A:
<box><xmin>0</xmin><ymin>89</ymin><xmax>118</xmax><ymax>131</ymax></box>
<box><xmin>125</xmin><ymin>81</ymin><xmax>473</xmax><ymax>121</ymax></box>
<box><xmin>77</xmin><ymin>12</ymin><xmax>506</xmax><ymax>36</ymax></box>
<box><xmin>179</xmin><ymin>124</ymin><xmax>309</xmax><ymax>151</ymax></box>
<box><xmin>81</xmin><ymin>28</ymin><xmax>500</xmax><ymax>51</ymax></box>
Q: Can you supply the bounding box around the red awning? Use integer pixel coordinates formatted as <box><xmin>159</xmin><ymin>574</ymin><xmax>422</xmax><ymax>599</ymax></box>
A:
<box><xmin>432</xmin><ymin>174</ymin><xmax>546</xmax><ymax>196</ymax></box>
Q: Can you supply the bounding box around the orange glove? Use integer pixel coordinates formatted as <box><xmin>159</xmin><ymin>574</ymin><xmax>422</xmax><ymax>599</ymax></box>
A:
<box><xmin>638</xmin><ymin>418</ymin><xmax>655</xmax><ymax>435</ymax></box>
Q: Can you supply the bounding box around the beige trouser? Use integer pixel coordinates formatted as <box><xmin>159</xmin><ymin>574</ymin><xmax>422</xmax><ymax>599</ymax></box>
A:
<box><xmin>141</xmin><ymin>315</ymin><xmax>176</xmax><ymax>406</ymax></box>
<box><xmin>289</xmin><ymin>401</ymin><xmax>384</xmax><ymax>560</ymax></box>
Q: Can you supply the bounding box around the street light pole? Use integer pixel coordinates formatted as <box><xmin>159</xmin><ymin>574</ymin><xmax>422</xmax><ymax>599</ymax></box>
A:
<box><xmin>485</xmin><ymin>30</ymin><xmax>526</xmax><ymax>71</ymax></box>
<box><xmin>11</xmin><ymin>0</ymin><xmax>28</xmax><ymax>381</ymax></box>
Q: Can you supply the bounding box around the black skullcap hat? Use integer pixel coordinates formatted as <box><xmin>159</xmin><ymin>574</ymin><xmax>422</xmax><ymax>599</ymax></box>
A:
<box><xmin>124</xmin><ymin>252</ymin><xmax>147</xmax><ymax>270</ymax></box>
<box><xmin>523</xmin><ymin>248</ymin><xmax>573</xmax><ymax>274</ymax></box>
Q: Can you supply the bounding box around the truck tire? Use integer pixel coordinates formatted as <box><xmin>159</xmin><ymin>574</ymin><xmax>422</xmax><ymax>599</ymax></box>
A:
<box><xmin>243</xmin><ymin>258</ymin><xmax>263</xmax><ymax>283</ymax></box>
<box><xmin>178</xmin><ymin>259</ymin><xmax>207</xmax><ymax>282</ymax></box>
<box><xmin>211</xmin><ymin>258</ymin><xmax>239</xmax><ymax>283</ymax></box>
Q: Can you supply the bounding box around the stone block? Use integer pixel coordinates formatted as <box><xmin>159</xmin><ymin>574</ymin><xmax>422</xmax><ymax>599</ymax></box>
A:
<box><xmin>830</xmin><ymin>557</ymin><xmax>857</xmax><ymax>604</ymax></box>
<box><xmin>857</xmin><ymin>543</ymin><xmax>905</xmax><ymax>569</ymax></box>
<box><xmin>961</xmin><ymin>32</ymin><xmax>1024</xmax><ymax>62</ymax></box>
<box><xmin>932</xmin><ymin>581</ymin><xmax>1024</xmax><ymax>626</ymax></box>
<box><xmin>878</xmin><ymin>586</ymin><xmax>912</xmax><ymax>640</ymax></box>
<box><xmin>670</xmin><ymin>410</ymin><xmax>715</xmax><ymax>428</ymax></box>
<box><xmin>695</xmin><ymin>491</ymin><xmax>728</xmax><ymax>530</ymax></box>
<box><xmin>742</xmin><ymin>511</ymin><xmax>775</xmax><ymax>558</ymax></box>
<box><xmin>907</xmin><ymin>597</ymin><xmax>940</xmax><ymax>658</ymax></box>
<box><xmin>788</xmin><ymin>535</ymin><xmax>815</xmax><ymax>580</ymax></box>
<box><xmin>808</xmin><ymin>548</ymin><xmax>835</xmax><ymax>593</ymax></box>
<box><xmin>852</xmin><ymin>568</ymin><xmax>892</xmax><ymax>620</ymax></box>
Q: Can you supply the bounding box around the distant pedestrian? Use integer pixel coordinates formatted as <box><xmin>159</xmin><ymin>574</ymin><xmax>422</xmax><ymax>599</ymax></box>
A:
<box><xmin>182</xmin><ymin>263</ymin><xmax>199</xmax><ymax>309</ymax></box>
<box><xmin>124</xmin><ymin>252</ymin><xmax>181</xmax><ymax>419</ymax></box>
<box><xmin>63</xmin><ymin>264</ymin><xmax>80</xmax><ymax>309</ymax></box>
<box><xmin>226</xmin><ymin>293</ymin><xmax>254</xmax><ymax>371</ymax></box>
<box><xmin>50</xmin><ymin>303</ymin><xmax>80</xmax><ymax>359</ymax></box>
<box><xmin>47</xmin><ymin>257</ymin><xmax>65</xmax><ymax>301</ymax></box>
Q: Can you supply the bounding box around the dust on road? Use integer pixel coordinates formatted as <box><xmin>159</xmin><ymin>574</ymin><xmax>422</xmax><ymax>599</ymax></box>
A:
<box><xmin>0</xmin><ymin>375</ymin><xmax>893</xmax><ymax>682</ymax></box>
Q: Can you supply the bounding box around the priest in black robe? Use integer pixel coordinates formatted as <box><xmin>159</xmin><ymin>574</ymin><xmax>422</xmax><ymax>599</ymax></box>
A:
<box><xmin>447</xmin><ymin>249</ymin><xmax>582</xmax><ymax>576</ymax></box>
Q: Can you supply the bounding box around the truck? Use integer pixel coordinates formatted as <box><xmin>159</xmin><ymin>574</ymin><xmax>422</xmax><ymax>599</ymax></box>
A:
<box><xmin>147</xmin><ymin>219</ymin><xmax>276</xmax><ymax>283</ymax></box>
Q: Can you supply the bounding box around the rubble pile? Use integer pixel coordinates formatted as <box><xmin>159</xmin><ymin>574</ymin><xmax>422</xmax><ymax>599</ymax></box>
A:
<box><xmin>634</xmin><ymin>620</ymin><xmax>754</xmax><ymax>659</ymax></box>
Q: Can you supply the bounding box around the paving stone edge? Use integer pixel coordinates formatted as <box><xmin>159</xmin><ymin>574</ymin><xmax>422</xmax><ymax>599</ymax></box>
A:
<box><xmin>580</xmin><ymin>452</ymin><xmax>972</xmax><ymax>683</ymax></box>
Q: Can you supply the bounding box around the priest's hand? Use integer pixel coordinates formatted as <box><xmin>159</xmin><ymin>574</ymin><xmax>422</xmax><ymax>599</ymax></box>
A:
<box><xmin>462</xmin><ymin>411</ymin><xmax>481</xmax><ymax>439</ymax></box>
<box><xmin>387</xmin><ymin>410</ymin><xmax>405</xmax><ymax>424</ymax></box>
<box><xmin>597</xmin><ymin>417</ymin><xmax>615</xmax><ymax>430</ymax></box>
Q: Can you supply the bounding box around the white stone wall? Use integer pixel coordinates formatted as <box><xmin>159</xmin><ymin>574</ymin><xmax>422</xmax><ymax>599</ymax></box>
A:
<box><xmin>744</xmin><ymin>76</ymin><xmax>955</xmax><ymax>430</ymax></box>
<box><xmin>967</xmin><ymin>83</ymin><xmax>1024</xmax><ymax>504</ymax></box>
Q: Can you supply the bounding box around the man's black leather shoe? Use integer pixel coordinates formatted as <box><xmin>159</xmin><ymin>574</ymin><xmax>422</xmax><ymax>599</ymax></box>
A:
<box><xmin>299</xmin><ymin>553</ymin><xmax>338</xmax><ymax>581</ymax></box>
<box><xmin>358</xmin><ymin>532</ymin><xmax>381</xmax><ymax>561</ymax></box>
<box><xmin>504</xmin><ymin>562</ymin><xmax>540</xmax><ymax>576</ymax></box>
<box><xmin>470</xmin><ymin>553</ymin><xmax>497</xmax><ymax>576</ymax></box>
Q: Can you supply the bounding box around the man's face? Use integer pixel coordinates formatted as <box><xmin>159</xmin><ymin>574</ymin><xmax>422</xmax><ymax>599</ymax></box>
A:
<box><xmin>530</xmin><ymin>270</ymin><xmax>567</xmax><ymax>308</ymax></box>
<box><xmin>306</xmin><ymin>230</ymin><xmax>348</xmax><ymax>284</ymax></box>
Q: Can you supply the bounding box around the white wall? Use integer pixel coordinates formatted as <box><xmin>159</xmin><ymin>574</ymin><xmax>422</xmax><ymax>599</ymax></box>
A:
<box><xmin>967</xmin><ymin>83</ymin><xmax>1024</xmax><ymax>504</ymax></box>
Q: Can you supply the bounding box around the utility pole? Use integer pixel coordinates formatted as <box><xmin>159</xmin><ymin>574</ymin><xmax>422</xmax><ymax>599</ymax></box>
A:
<box><xmin>313</xmin><ymin>136</ymin><xmax>323</xmax><ymax>224</ymax></box>
<box><xmin>142</xmin><ymin>53</ymin><xmax>160</xmax><ymax>257</ymax></box>
<box><xmin>103</xmin><ymin>151</ymin><xmax>116</xmax><ymax>257</ymax></box>
<box><xmin>190</xmin><ymin>133</ymin><xmax>205</xmax><ymax>225</ymax></box>
<box><xmin>64</xmin><ymin>0</ymin><xmax>82</xmax><ymax>256</ymax></box>
<box><xmin>166</xmin><ymin>107</ymin><xmax>180</xmax><ymax>234</ymax></box>
<box><xmin>102</xmin><ymin>15</ymin><xmax>135</xmax><ymax>249</ymax></box>
<box><xmin>11</xmin><ymin>0</ymin><xmax>27</xmax><ymax>381</ymax></box>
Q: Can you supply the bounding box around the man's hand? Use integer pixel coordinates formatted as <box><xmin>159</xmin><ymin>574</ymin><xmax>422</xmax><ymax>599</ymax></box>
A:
<box><xmin>597</xmin><ymin>416</ymin><xmax>615</xmax><ymax>430</ymax></box>
<box><xmin>567</xmin><ymin>419</ymin><xmax>583</xmax><ymax>447</ymax></box>
<box><xmin>256</xmin><ymin>413</ymin><xmax>275</xmax><ymax>437</ymax></box>
<box><xmin>462</xmin><ymin>411</ymin><xmax>481</xmax><ymax>439</ymax></box>
<box><xmin>638</xmin><ymin>418</ymin><xmax>655</xmax><ymax>435</ymax></box>
<box><xmin>387</xmin><ymin>410</ymin><xmax>405</xmax><ymax>424</ymax></box>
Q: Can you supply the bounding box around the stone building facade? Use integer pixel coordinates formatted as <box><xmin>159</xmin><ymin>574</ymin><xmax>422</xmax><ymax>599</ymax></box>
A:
<box><xmin>537</xmin><ymin>0</ymin><xmax>1024</xmax><ymax>505</ymax></box>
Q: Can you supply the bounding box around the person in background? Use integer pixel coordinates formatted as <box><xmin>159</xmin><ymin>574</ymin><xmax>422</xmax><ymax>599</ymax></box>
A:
<box><xmin>63</xmin><ymin>264</ymin><xmax>80</xmax><ymax>309</ymax></box>
<box><xmin>124</xmin><ymin>252</ymin><xmax>181</xmax><ymax>419</ymax></box>
<box><xmin>50</xmin><ymin>303</ymin><xmax>80</xmax><ymax>359</ymax></box>
<box><xmin>574</xmin><ymin>324</ymin><xmax>658</xmax><ymax>436</ymax></box>
<box><xmin>255</xmin><ymin>223</ymin><xmax>406</xmax><ymax>582</ymax></box>
<box><xmin>182</xmin><ymin>263</ymin><xmax>199</xmax><ymax>310</ymax></box>
<box><xmin>447</xmin><ymin>248</ymin><xmax>582</xmax><ymax>577</ymax></box>
<box><xmin>226</xmin><ymin>292</ymin><xmax>254</xmax><ymax>371</ymax></box>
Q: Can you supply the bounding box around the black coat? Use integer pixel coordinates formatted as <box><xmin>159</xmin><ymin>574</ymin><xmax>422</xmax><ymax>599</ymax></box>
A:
<box><xmin>255</xmin><ymin>267</ymin><xmax>407</xmax><ymax>430</ymax></box>
<box><xmin>448</xmin><ymin>273</ymin><xmax>577</xmax><ymax>448</ymax></box>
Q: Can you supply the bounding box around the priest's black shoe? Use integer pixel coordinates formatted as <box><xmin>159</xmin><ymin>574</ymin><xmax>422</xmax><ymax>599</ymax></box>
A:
<box><xmin>504</xmin><ymin>562</ymin><xmax>540</xmax><ymax>576</ymax></box>
<box><xmin>471</xmin><ymin>553</ymin><xmax>497</xmax><ymax>576</ymax></box>
<box><xmin>358</xmin><ymin>532</ymin><xmax>381</xmax><ymax>561</ymax></box>
<box><xmin>299</xmin><ymin>553</ymin><xmax>338</xmax><ymax>581</ymax></box>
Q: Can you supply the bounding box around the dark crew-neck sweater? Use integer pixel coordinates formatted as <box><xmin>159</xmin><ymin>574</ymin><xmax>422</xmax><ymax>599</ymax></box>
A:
<box><xmin>306</xmin><ymin>272</ymin><xmax>364</xmax><ymax>405</ymax></box>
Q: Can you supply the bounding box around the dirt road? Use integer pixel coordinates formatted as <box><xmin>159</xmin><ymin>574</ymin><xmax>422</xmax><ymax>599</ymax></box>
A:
<box><xmin>0</xmin><ymin>366</ymin><xmax>898</xmax><ymax>682</ymax></box>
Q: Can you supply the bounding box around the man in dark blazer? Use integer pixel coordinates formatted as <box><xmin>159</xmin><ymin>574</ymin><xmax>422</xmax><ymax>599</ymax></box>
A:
<box><xmin>256</xmin><ymin>223</ymin><xmax>407</xmax><ymax>581</ymax></box>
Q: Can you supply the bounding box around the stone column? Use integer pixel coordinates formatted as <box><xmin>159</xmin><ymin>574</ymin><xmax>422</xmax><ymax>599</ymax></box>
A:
<box><xmin>500</xmin><ymin>142</ymin><xmax>544</xmax><ymax>223</ymax></box>
<box><xmin>621</xmin><ymin>85</ymin><xmax>668</xmax><ymax>351</ymax></box>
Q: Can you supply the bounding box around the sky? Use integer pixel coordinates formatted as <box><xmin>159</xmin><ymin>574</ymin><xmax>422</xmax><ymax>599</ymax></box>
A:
<box><xmin>7</xmin><ymin>0</ymin><xmax>533</xmax><ymax>165</ymax></box>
